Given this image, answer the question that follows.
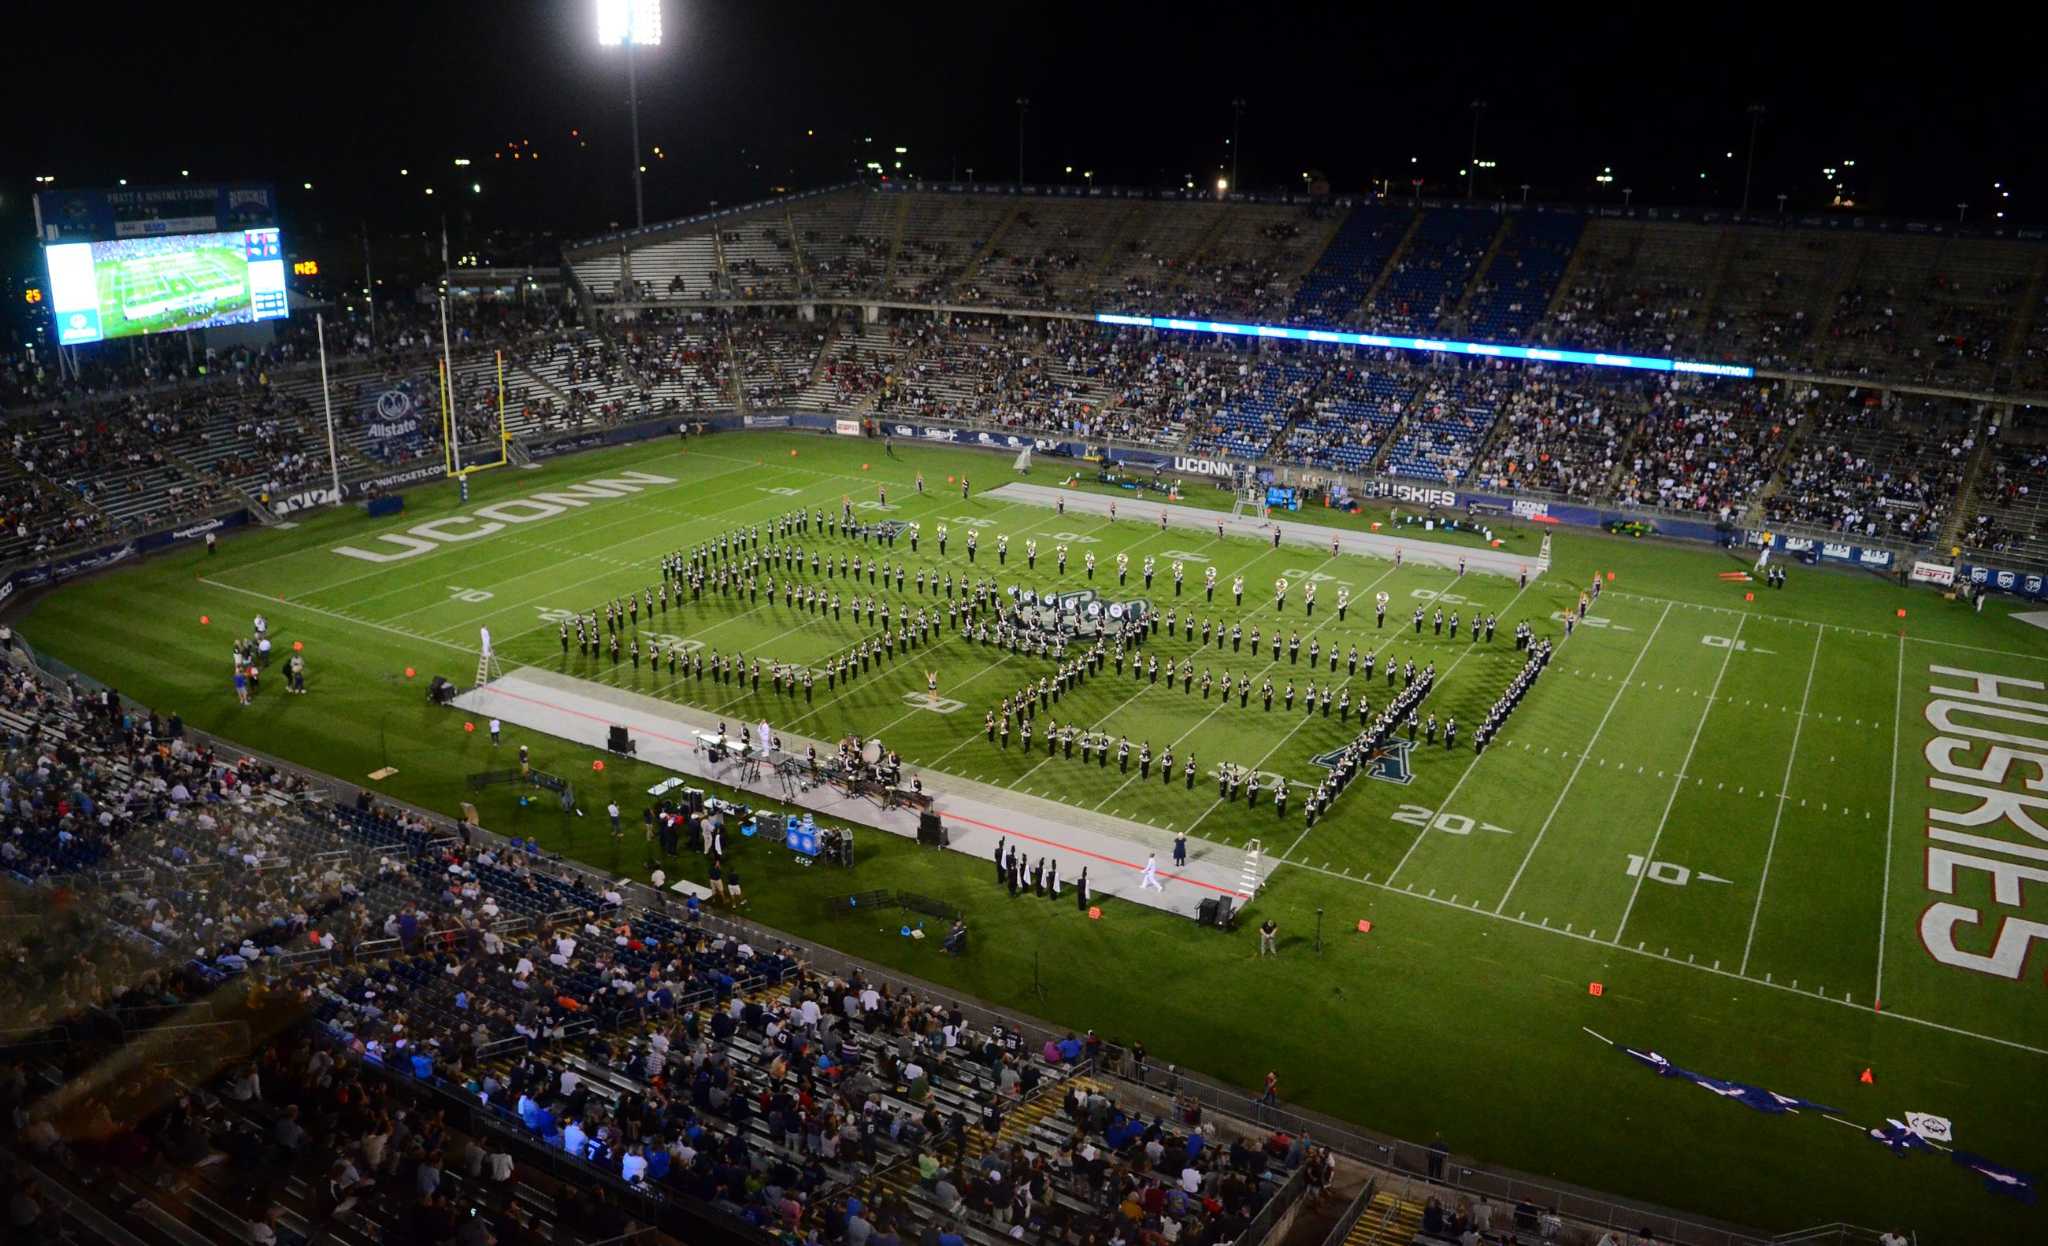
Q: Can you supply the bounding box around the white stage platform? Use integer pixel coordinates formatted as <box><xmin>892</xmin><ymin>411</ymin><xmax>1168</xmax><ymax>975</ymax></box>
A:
<box><xmin>455</xmin><ymin>668</ymin><xmax>1267</xmax><ymax>921</ymax></box>
<box><xmin>984</xmin><ymin>481</ymin><xmax>1543</xmax><ymax>579</ymax></box>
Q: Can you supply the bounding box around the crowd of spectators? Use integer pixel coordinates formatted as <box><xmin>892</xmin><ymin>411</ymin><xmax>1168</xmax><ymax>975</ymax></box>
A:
<box><xmin>0</xmin><ymin>639</ymin><xmax>1326</xmax><ymax>1246</ymax></box>
<box><xmin>1612</xmin><ymin>377</ymin><xmax>1800</xmax><ymax>520</ymax></box>
<box><xmin>1762</xmin><ymin>395</ymin><xmax>1976</xmax><ymax>543</ymax></box>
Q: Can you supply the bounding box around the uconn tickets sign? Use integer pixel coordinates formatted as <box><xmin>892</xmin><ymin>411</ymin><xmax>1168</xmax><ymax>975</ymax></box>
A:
<box><xmin>330</xmin><ymin>470</ymin><xmax>675</xmax><ymax>563</ymax></box>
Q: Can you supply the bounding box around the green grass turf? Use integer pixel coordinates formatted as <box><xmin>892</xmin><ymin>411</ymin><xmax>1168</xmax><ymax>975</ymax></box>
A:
<box><xmin>18</xmin><ymin>431</ymin><xmax>2048</xmax><ymax>1240</ymax></box>
<box><xmin>96</xmin><ymin>242</ymin><xmax>247</xmax><ymax>336</ymax></box>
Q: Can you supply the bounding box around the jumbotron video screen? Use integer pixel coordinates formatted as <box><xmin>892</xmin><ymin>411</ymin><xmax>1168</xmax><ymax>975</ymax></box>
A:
<box><xmin>43</xmin><ymin>228</ymin><xmax>289</xmax><ymax>345</ymax></box>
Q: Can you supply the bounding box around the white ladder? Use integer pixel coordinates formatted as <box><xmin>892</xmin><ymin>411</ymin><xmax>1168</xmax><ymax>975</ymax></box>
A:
<box><xmin>474</xmin><ymin>649</ymin><xmax>503</xmax><ymax>687</ymax></box>
<box><xmin>1238</xmin><ymin>838</ymin><xmax>1263</xmax><ymax>902</ymax></box>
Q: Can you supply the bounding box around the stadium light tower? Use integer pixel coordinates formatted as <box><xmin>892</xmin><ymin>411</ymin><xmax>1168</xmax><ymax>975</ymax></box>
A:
<box><xmin>1467</xmin><ymin>99</ymin><xmax>1487</xmax><ymax>200</ymax></box>
<box><xmin>1015</xmin><ymin>97</ymin><xmax>1030</xmax><ymax>186</ymax></box>
<box><xmin>1231</xmin><ymin>98</ymin><xmax>1245</xmax><ymax>193</ymax></box>
<box><xmin>1741</xmin><ymin>103</ymin><xmax>1766</xmax><ymax>215</ymax></box>
<box><xmin>597</xmin><ymin>0</ymin><xmax>663</xmax><ymax>228</ymax></box>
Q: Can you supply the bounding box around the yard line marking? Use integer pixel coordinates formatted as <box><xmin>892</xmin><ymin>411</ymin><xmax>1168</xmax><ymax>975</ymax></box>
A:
<box><xmin>1602</xmin><ymin>587</ymin><xmax>2048</xmax><ymax>662</ymax></box>
<box><xmin>426</xmin><ymin>486</ymin><xmax>1054</xmax><ymax>643</ymax></box>
<box><xmin>1496</xmin><ymin>601</ymin><xmax>1673</xmax><ymax>913</ymax></box>
<box><xmin>1006</xmin><ymin>534</ymin><xmax>1230</xmax><ymax>790</ymax></box>
<box><xmin>1271</xmin><ymin>852</ymin><xmax>2048</xmax><ymax>1058</ymax></box>
<box><xmin>1099</xmin><ymin>551</ymin><xmax>1392</xmax><ymax>820</ymax></box>
<box><xmin>198</xmin><ymin>576</ymin><xmax>472</xmax><ymax>655</ymax></box>
<box><xmin>1614</xmin><ymin>614</ymin><xmax>1744</xmax><ymax>944</ymax></box>
<box><xmin>1876</xmin><ymin>631</ymin><xmax>1904</xmax><ymax>1008</ymax></box>
<box><xmin>1376</xmin><ymin>577</ymin><xmax>1545</xmax><ymax>882</ymax></box>
<box><xmin>237</xmin><ymin>444</ymin><xmax>731</xmax><ymax>594</ymax></box>
<box><xmin>1739</xmin><ymin>627</ymin><xmax>1823</xmax><ymax>976</ymax></box>
<box><xmin>1256</xmin><ymin>568</ymin><xmax>1531</xmax><ymax>855</ymax></box>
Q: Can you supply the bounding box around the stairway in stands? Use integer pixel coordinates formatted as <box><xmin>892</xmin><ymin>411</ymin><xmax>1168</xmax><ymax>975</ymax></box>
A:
<box><xmin>1345</xmin><ymin>1187</ymin><xmax>1425</xmax><ymax>1246</ymax></box>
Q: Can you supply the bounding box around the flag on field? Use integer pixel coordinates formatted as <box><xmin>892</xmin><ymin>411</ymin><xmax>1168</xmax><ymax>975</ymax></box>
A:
<box><xmin>1904</xmin><ymin>1112</ymin><xmax>1953</xmax><ymax>1143</ymax></box>
<box><xmin>1869</xmin><ymin>1120</ymin><xmax>1933</xmax><ymax>1156</ymax></box>
<box><xmin>1612</xmin><ymin>1044</ymin><xmax>1835</xmax><ymax>1115</ymax></box>
<box><xmin>1951</xmin><ymin>1152</ymin><xmax>2038</xmax><ymax>1204</ymax></box>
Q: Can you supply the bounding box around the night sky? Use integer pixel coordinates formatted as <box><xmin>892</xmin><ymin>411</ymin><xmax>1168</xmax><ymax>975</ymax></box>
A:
<box><xmin>5</xmin><ymin>2</ymin><xmax>2038</xmax><ymax>246</ymax></box>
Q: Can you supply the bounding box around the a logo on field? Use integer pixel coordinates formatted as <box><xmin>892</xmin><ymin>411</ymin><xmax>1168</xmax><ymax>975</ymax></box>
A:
<box><xmin>1311</xmin><ymin>739</ymin><xmax>1414</xmax><ymax>785</ymax></box>
<box><xmin>900</xmin><ymin>692</ymin><xmax>964</xmax><ymax>714</ymax></box>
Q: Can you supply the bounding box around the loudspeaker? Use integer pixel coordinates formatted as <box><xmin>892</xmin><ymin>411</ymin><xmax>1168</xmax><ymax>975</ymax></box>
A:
<box><xmin>607</xmin><ymin>725</ymin><xmax>635</xmax><ymax>754</ymax></box>
<box><xmin>1198</xmin><ymin>897</ymin><xmax>1220</xmax><ymax>927</ymax></box>
<box><xmin>427</xmin><ymin>676</ymin><xmax>455</xmax><ymax>705</ymax></box>
<box><xmin>917</xmin><ymin>811</ymin><xmax>947</xmax><ymax>846</ymax></box>
<box><xmin>1214</xmin><ymin>896</ymin><xmax>1234</xmax><ymax>928</ymax></box>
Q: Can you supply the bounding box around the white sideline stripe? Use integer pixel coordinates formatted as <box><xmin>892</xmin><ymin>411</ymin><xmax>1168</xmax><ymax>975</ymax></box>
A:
<box><xmin>1876</xmin><ymin>633</ymin><xmax>1904</xmax><ymax>1007</ymax></box>
<box><xmin>1272</xmin><ymin>853</ymin><xmax>2048</xmax><ymax>1059</ymax></box>
<box><xmin>198</xmin><ymin>577</ymin><xmax>470</xmax><ymax>655</ymax></box>
<box><xmin>1495</xmin><ymin>601</ymin><xmax>1673</xmax><ymax>913</ymax></box>
<box><xmin>214</xmin><ymin>442</ymin><xmax>704</xmax><ymax>581</ymax></box>
<box><xmin>1613</xmin><ymin>615</ymin><xmax>1744</xmax><ymax>944</ymax></box>
<box><xmin>1739</xmin><ymin>627</ymin><xmax>1823</xmax><ymax>975</ymax></box>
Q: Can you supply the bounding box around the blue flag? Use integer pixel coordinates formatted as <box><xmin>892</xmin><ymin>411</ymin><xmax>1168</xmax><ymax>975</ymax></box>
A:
<box><xmin>1613</xmin><ymin>1044</ymin><xmax>1834</xmax><ymax>1114</ymax></box>
<box><xmin>1952</xmin><ymin>1152</ymin><xmax>2038</xmax><ymax>1204</ymax></box>
<box><xmin>1868</xmin><ymin>1121</ymin><xmax>1932</xmax><ymax>1156</ymax></box>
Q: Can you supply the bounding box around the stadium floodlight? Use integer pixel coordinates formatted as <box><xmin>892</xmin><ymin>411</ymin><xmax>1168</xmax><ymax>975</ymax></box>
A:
<box><xmin>597</xmin><ymin>0</ymin><xmax>663</xmax><ymax>228</ymax></box>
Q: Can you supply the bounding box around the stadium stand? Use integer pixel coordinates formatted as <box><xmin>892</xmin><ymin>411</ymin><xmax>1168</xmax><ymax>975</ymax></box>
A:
<box><xmin>1762</xmin><ymin>393</ymin><xmax>1978</xmax><ymax>543</ymax></box>
<box><xmin>1379</xmin><ymin>361</ymin><xmax>1507</xmax><ymax>483</ymax></box>
<box><xmin>1467</xmin><ymin>372</ymin><xmax>1643</xmax><ymax>500</ymax></box>
<box><xmin>1457</xmin><ymin>212</ymin><xmax>1584</xmax><ymax>343</ymax></box>
<box><xmin>0</xmin><ymin>646</ymin><xmax>1325</xmax><ymax>1246</ymax></box>
<box><xmin>1613</xmin><ymin>376</ymin><xmax>1798</xmax><ymax>519</ymax></box>
<box><xmin>1285</xmin><ymin>205</ymin><xmax>1413</xmax><ymax>327</ymax></box>
<box><xmin>1366</xmin><ymin>209</ymin><xmax>1503</xmax><ymax>335</ymax></box>
<box><xmin>1962</xmin><ymin>423</ymin><xmax>2048</xmax><ymax>561</ymax></box>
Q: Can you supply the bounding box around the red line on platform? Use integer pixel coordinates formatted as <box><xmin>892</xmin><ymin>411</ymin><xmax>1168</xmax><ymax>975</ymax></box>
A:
<box><xmin>473</xmin><ymin>683</ymin><xmax>1241</xmax><ymax>897</ymax></box>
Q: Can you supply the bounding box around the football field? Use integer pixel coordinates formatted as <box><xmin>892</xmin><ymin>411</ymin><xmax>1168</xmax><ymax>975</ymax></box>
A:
<box><xmin>19</xmin><ymin>431</ymin><xmax>2048</xmax><ymax>1238</ymax></box>
<box><xmin>94</xmin><ymin>238</ymin><xmax>249</xmax><ymax>334</ymax></box>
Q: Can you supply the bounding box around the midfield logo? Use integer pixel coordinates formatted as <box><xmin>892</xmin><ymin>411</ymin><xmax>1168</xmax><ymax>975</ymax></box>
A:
<box><xmin>1311</xmin><ymin>739</ymin><xmax>1414</xmax><ymax>785</ymax></box>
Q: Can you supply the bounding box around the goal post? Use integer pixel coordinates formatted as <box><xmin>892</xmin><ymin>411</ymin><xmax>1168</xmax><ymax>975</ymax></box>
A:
<box><xmin>440</xmin><ymin>350</ymin><xmax>511</xmax><ymax>480</ymax></box>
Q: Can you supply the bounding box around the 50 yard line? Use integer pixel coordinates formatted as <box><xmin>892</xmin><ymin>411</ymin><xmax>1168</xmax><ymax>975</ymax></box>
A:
<box><xmin>1613</xmin><ymin>613</ymin><xmax>1744</xmax><ymax>944</ymax></box>
<box><xmin>1738</xmin><ymin>626</ymin><xmax>1823</xmax><ymax>975</ymax></box>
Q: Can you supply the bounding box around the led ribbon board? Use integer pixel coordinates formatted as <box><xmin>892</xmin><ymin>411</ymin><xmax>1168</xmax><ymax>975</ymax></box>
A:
<box><xmin>1093</xmin><ymin>313</ymin><xmax>1753</xmax><ymax>379</ymax></box>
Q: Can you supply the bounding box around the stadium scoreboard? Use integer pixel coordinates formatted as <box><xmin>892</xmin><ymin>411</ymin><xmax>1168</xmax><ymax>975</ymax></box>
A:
<box><xmin>32</xmin><ymin>183</ymin><xmax>289</xmax><ymax>346</ymax></box>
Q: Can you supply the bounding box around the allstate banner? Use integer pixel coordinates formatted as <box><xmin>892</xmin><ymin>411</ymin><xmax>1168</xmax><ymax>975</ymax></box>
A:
<box><xmin>368</xmin><ymin>387</ymin><xmax>423</xmax><ymax>441</ymax></box>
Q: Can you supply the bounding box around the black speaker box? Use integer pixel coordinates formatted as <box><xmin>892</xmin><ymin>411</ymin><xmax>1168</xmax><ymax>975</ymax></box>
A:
<box><xmin>917</xmin><ymin>811</ymin><xmax>947</xmax><ymax>846</ymax></box>
<box><xmin>1198</xmin><ymin>897</ymin><xmax>1220</xmax><ymax>926</ymax></box>
<box><xmin>607</xmin><ymin>725</ymin><xmax>635</xmax><ymax>754</ymax></box>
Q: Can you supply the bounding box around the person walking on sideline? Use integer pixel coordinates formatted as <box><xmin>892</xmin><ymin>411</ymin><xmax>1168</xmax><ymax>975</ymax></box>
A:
<box><xmin>607</xmin><ymin>801</ymin><xmax>622</xmax><ymax>840</ymax></box>
<box><xmin>489</xmin><ymin>717</ymin><xmax>502</xmax><ymax>746</ymax></box>
<box><xmin>1139</xmin><ymin>854</ymin><xmax>1164</xmax><ymax>891</ymax></box>
<box><xmin>1259</xmin><ymin>918</ymin><xmax>1278</xmax><ymax>956</ymax></box>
